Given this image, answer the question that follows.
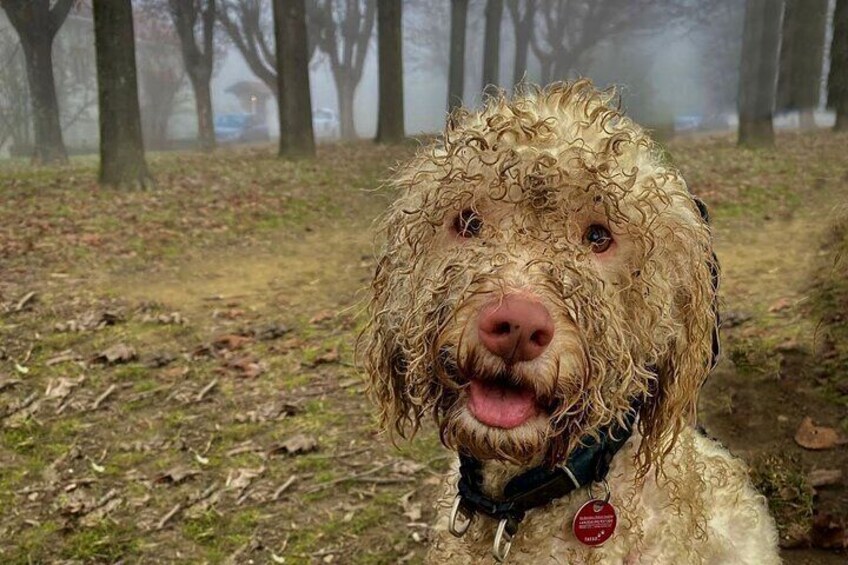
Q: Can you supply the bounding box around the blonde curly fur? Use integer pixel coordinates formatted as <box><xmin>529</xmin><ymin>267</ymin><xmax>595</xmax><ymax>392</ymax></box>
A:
<box><xmin>362</xmin><ymin>81</ymin><xmax>778</xmax><ymax>563</ymax></box>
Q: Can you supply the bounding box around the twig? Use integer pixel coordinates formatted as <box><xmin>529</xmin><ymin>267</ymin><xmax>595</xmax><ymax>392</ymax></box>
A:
<box><xmin>271</xmin><ymin>475</ymin><xmax>298</xmax><ymax>501</ymax></box>
<box><xmin>304</xmin><ymin>463</ymin><xmax>389</xmax><ymax>494</ymax></box>
<box><xmin>91</xmin><ymin>384</ymin><xmax>116</xmax><ymax>410</ymax></box>
<box><xmin>155</xmin><ymin>503</ymin><xmax>183</xmax><ymax>530</ymax></box>
<box><xmin>195</xmin><ymin>379</ymin><xmax>218</xmax><ymax>403</ymax></box>
<box><xmin>13</xmin><ymin>291</ymin><xmax>36</xmax><ymax>312</ymax></box>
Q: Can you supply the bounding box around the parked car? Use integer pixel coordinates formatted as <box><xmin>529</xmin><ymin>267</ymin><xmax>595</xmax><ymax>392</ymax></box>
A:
<box><xmin>313</xmin><ymin>108</ymin><xmax>340</xmax><ymax>139</ymax></box>
<box><xmin>214</xmin><ymin>113</ymin><xmax>270</xmax><ymax>143</ymax></box>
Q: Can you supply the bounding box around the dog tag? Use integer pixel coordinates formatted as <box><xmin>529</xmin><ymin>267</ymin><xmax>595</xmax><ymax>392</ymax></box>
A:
<box><xmin>571</xmin><ymin>499</ymin><xmax>617</xmax><ymax>546</ymax></box>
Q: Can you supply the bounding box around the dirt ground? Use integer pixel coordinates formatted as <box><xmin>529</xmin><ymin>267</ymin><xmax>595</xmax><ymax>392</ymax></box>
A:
<box><xmin>1</xmin><ymin>132</ymin><xmax>847</xmax><ymax>564</ymax></box>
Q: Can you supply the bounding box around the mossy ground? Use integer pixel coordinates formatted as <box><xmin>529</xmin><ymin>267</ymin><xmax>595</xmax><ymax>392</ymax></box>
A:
<box><xmin>2</xmin><ymin>132</ymin><xmax>847</xmax><ymax>563</ymax></box>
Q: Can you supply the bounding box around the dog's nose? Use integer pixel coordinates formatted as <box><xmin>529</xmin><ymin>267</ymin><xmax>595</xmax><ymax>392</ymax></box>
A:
<box><xmin>477</xmin><ymin>295</ymin><xmax>555</xmax><ymax>362</ymax></box>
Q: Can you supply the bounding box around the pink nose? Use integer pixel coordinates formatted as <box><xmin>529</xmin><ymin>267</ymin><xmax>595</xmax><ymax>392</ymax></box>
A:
<box><xmin>477</xmin><ymin>295</ymin><xmax>555</xmax><ymax>362</ymax></box>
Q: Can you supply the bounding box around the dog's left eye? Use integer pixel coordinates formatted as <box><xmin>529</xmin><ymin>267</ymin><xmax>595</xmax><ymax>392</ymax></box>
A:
<box><xmin>453</xmin><ymin>209</ymin><xmax>483</xmax><ymax>238</ymax></box>
<box><xmin>584</xmin><ymin>224</ymin><xmax>613</xmax><ymax>253</ymax></box>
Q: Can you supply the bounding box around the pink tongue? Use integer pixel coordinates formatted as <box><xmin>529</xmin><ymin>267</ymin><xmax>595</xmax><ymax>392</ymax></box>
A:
<box><xmin>467</xmin><ymin>380</ymin><xmax>539</xmax><ymax>429</ymax></box>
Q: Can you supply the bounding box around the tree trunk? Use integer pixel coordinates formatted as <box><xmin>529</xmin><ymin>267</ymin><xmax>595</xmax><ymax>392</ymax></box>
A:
<box><xmin>336</xmin><ymin>76</ymin><xmax>357</xmax><ymax>140</ymax></box>
<box><xmin>20</xmin><ymin>38</ymin><xmax>67</xmax><ymax>164</ymax></box>
<box><xmin>829</xmin><ymin>0</ymin><xmax>848</xmax><ymax>131</ymax></box>
<box><xmin>376</xmin><ymin>0</ymin><xmax>404</xmax><ymax>143</ymax></box>
<box><xmin>482</xmin><ymin>0</ymin><xmax>504</xmax><ymax>95</ymax></box>
<box><xmin>273</xmin><ymin>0</ymin><xmax>315</xmax><ymax>157</ymax></box>
<box><xmin>776</xmin><ymin>0</ymin><xmax>827</xmax><ymax>128</ymax></box>
<box><xmin>448</xmin><ymin>0</ymin><xmax>469</xmax><ymax>112</ymax></box>
<box><xmin>93</xmin><ymin>0</ymin><xmax>151</xmax><ymax>188</ymax></box>
<box><xmin>191</xmin><ymin>74</ymin><xmax>216</xmax><ymax>152</ymax></box>
<box><xmin>737</xmin><ymin>0</ymin><xmax>784</xmax><ymax>147</ymax></box>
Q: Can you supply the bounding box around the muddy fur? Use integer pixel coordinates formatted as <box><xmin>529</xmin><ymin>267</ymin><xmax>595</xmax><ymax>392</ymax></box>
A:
<box><xmin>362</xmin><ymin>81</ymin><xmax>778</xmax><ymax>563</ymax></box>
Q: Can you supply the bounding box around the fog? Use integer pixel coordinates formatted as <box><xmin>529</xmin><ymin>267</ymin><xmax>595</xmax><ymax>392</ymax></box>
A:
<box><xmin>0</xmin><ymin>0</ymin><xmax>838</xmax><ymax>158</ymax></box>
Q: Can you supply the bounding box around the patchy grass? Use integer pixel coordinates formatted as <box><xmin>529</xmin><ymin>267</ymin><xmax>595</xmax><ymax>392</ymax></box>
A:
<box><xmin>2</xmin><ymin>133</ymin><xmax>848</xmax><ymax>562</ymax></box>
<box><xmin>751</xmin><ymin>454</ymin><xmax>815</xmax><ymax>546</ymax></box>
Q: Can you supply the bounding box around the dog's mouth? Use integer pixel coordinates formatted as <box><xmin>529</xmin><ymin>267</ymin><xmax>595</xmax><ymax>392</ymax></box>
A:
<box><xmin>466</xmin><ymin>375</ymin><xmax>541</xmax><ymax>429</ymax></box>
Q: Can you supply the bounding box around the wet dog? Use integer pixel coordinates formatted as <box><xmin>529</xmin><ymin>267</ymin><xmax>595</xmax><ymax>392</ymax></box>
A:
<box><xmin>363</xmin><ymin>81</ymin><xmax>779</xmax><ymax>563</ymax></box>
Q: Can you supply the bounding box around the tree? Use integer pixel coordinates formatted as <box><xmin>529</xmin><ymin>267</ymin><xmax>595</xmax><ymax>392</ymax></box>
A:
<box><xmin>135</xmin><ymin>6</ymin><xmax>188</xmax><ymax>150</ymax></box>
<box><xmin>482</xmin><ymin>0</ymin><xmax>504</xmax><ymax>93</ymax></box>
<box><xmin>506</xmin><ymin>0</ymin><xmax>536</xmax><ymax>86</ymax></box>
<box><xmin>531</xmin><ymin>0</ymin><xmax>720</xmax><ymax>84</ymax></box>
<box><xmin>830</xmin><ymin>0</ymin><xmax>848</xmax><ymax>131</ymax></box>
<box><xmin>273</xmin><ymin>0</ymin><xmax>315</xmax><ymax>157</ymax></box>
<box><xmin>375</xmin><ymin>0</ymin><xmax>404</xmax><ymax>143</ymax></box>
<box><xmin>314</xmin><ymin>0</ymin><xmax>377</xmax><ymax>139</ymax></box>
<box><xmin>777</xmin><ymin>0</ymin><xmax>828</xmax><ymax>129</ymax></box>
<box><xmin>447</xmin><ymin>0</ymin><xmax>469</xmax><ymax>112</ymax></box>
<box><xmin>169</xmin><ymin>0</ymin><xmax>218</xmax><ymax>151</ymax></box>
<box><xmin>219</xmin><ymin>0</ymin><xmax>320</xmax><ymax>97</ymax></box>
<box><xmin>93</xmin><ymin>0</ymin><xmax>152</xmax><ymax>188</ymax></box>
<box><xmin>0</xmin><ymin>0</ymin><xmax>75</xmax><ymax>164</ymax></box>
<box><xmin>737</xmin><ymin>0</ymin><xmax>784</xmax><ymax>147</ymax></box>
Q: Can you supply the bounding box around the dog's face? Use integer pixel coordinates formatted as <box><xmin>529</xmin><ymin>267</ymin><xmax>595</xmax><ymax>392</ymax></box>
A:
<box><xmin>363</xmin><ymin>82</ymin><xmax>718</xmax><ymax>471</ymax></box>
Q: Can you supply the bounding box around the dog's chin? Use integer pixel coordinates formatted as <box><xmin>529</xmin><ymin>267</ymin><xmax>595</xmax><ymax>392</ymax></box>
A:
<box><xmin>442</xmin><ymin>400</ymin><xmax>551</xmax><ymax>464</ymax></box>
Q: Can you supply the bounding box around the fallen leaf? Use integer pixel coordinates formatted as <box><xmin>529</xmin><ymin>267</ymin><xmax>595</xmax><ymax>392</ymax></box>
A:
<box><xmin>808</xmin><ymin>468</ymin><xmax>843</xmax><ymax>488</ymax></box>
<box><xmin>226</xmin><ymin>466</ymin><xmax>265</xmax><ymax>493</ymax></box>
<box><xmin>269</xmin><ymin>433</ymin><xmax>318</xmax><ymax>456</ymax></box>
<box><xmin>91</xmin><ymin>343</ymin><xmax>137</xmax><ymax>365</ymax></box>
<box><xmin>155</xmin><ymin>466</ymin><xmax>201</xmax><ymax>485</ymax></box>
<box><xmin>794</xmin><ymin>417</ymin><xmax>847</xmax><ymax>450</ymax></box>
<box><xmin>226</xmin><ymin>356</ymin><xmax>266</xmax><ymax>378</ymax></box>
<box><xmin>768</xmin><ymin>297</ymin><xmax>793</xmax><ymax>313</ymax></box>
<box><xmin>213</xmin><ymin>334</ymin><xmax>253</xmax><ymax>351</ymax></box>
<box><xmin>45</xmin><ymin>377</ymin><xmax>84</xmax><ymax>402</ymax></box>
<box><xmin>249</xmin><ymin>322</ymin><xmax>290</xmax><ymax>341</ymax></box>
<box><xmin>313</xmin><ymin>348</ymin><xmax>339</xmax><ymax>365</ymax></box>
<box><xmin>309</xmin><ymin>310</ymin><xmax>335</xmax><ymax>324</ymax></box>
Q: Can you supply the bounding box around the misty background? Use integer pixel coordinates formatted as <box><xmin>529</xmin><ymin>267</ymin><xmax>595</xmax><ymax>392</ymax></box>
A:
<box><xmin>0</xmin><ymin>0</ymin><xmax>838</xmax><ymax>159</ymax></box>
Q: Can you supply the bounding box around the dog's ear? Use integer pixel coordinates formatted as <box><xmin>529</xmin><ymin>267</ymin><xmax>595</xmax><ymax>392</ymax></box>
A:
<box><xmin>638</xmin><ymin>196</ymin><xmax>720</xmax><ymax>469</ymax></box>
<box><xmin>359</xmin><ymin>253</ymin><xmax>420</xmax><ymax>439</ymax></box>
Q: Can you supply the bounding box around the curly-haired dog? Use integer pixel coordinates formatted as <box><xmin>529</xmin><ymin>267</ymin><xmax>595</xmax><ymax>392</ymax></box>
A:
<box><xmin>362</xmin><ymin>81</ymin><xmax>779</xmax><ymax>564</ymax></box>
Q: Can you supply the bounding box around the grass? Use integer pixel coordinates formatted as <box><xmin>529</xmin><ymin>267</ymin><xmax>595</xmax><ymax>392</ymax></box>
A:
<box><xmin>2</xmin><ymin>133</ymin><xmax>847</xmax><ymax>562</ymax></box>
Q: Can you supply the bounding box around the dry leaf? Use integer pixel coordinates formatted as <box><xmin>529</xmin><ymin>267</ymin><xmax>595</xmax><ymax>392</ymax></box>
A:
<box><xmin>810</xmin><ymin>513</ymin><xmax>848</xmax><ymax>549</ymax></box>
<box><xmin>213</xmin><ymin>334</ymin><xmax>253</xmax><ymax>351</ymax></box>
<box><xmin>808</xmin><ymin>469</ymin><xmax>843</xmax><ymax>488</ymax></box>
<box><xmin>309</xmin><ymin>310</ymin><xmax>335</xmax><ymax>324</ymax></box>
<box><xmin>313</xmin><ymin>348</ymin><xmax>339</xmax><ymax>365</ymax></box>
<box><xmin>794</xmin><ymin>417</ymin><xmax>847</xmax><ymax>450</ymax></box>
<box><xmin>269</xmin><ymin>433</ymin><xmax>318</xmax><ymax>456</ymax></box>
<box><xmin>91</xmin><ymin>343</ymin><xmax>137</xmax><ymax>365</ymax></box>
<box><xmin>154</xmin><ymin>466</ymin><xmax>201</xmax><ymax>485</ymax></box>
<box><xmin>768</xmin><ymin>297</ymin><xmax>793</xmax><ymax>313</ymax></box>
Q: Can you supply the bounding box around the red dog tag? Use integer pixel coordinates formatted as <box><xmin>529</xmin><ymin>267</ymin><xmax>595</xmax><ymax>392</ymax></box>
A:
<box><xmin>571</xmin><ymin>499</ymin><xmax>617</xmax><ymax>546</ymax></box>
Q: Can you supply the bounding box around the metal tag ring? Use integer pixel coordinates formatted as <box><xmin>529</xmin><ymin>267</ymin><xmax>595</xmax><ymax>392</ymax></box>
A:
<box><xmin>588</xmin><ymin>479</ymin><xmax>611</xmax><ymax>504</ymax></box>
<box><xmin>492</xmin><ymin>518</ymin><xmax>513</xmax><ymax>563</ymax></box>
<box><xmin>448</xmin><ymin>495</ymin><xmax>473</xmax><ymax>537</ymax></box>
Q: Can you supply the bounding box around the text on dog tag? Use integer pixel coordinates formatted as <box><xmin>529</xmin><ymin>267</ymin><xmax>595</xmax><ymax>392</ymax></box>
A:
<box><xmin>571</xmin><ymin>499</ymin><xmax>617</xmax><ymax>546</ymax></box>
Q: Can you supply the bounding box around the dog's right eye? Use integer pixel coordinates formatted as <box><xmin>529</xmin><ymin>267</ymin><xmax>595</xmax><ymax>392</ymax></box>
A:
<box><xmin>452</xmin><ymin>209</ymin><xmax>483</xmax><ymax>238</ymax></box>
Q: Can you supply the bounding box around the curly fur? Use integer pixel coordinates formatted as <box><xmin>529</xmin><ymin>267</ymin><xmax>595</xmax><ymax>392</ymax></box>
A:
<box><xmin>361</xmin><ymin>81</ymin><xmax>778</xmax><ymax>563</ymax></box>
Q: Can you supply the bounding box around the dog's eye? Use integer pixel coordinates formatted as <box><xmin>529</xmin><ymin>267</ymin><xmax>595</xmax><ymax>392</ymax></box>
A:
<box><xmin>583</xmin><ymin>224</ymin><xmax>613</xmax><ymax>253</ymax></box>
<box><xmin>453</xmin><ymin>209</ymin><xmax>483</xmax><ymax>238</ymax></box>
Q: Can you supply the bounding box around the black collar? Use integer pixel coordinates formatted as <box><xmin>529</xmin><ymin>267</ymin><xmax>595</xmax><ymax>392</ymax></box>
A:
<box><xmin>456</xmin><ymin>403</ymin><xmax>639</xmax><ymax>536</ymax></box>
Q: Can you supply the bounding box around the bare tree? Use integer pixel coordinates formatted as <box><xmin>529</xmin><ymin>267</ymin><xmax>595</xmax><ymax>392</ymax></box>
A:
<box><xmin>482</xmin><ymin>0</ymin><xmax>503</xmax><ymax>93</ymax></box>
<box><xmin>375</xmin><ymin>0</ymin><xmax>404</xmax><ymax>143</ymax></box>
<box><xmin>169</xmin><ymin>0</ymin><xmax>218</xmax><ymax>151</ymax></box>
<box><xmin>0</xmin><ymin>31</ymin><xmax>30</xmax><ymax>154</ymax></box>
<box><xmin>532</xmin><ymin>0</ymin><xmax>719</xmax><ymax>84</ymax></box>
<box><xmin>777</xmin><ymin>0</ymin><xmax>828</xmax><ymax>129</ymax></box>
<box><xmin>830</xmin><ymin>0</ymin><xmax>848</xmax><ymax>131</ymax></box>
<box><xmin>506</xmin><ymin>0</ymin><xmax>536</xmax><ymax>86</ymax></box>
<box><xmin>0</xmin><ymin>0</ymin><xmax>75</xmax><ymax>164</ymax></box>
<box><xmin>273</xmin><ymin>0</ymin><xmax>315</xmax><ymax>156</ymax></box>
<box><xmin>93</xmin><ymin>0</ymin><xmax>152</xmax><ymax>188</ymax></box>
<box><xmin>448</xmin><ymin>0</ymin><xmax>469</xmax><ymax>111</ymax></box>
<box><xmin>313</xmin><ymin>0</ymin><xmax>376</xmax><ymax>139</ymax></box>
<box><xmin>737</xmin><ymin>0</ymin><xmax>784</xmax><ymax>147</ymax></box>
<box><xmin>219</xmin><ymin>0</ymin><xmax>319</xmax><ymax>96</ymax></box>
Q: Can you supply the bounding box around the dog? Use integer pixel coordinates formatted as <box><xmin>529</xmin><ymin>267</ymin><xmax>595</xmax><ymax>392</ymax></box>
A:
<box><xmin>362</xmin><ymin>81</ymin><xmax>779</xmax><ymax>563</ymax></box>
